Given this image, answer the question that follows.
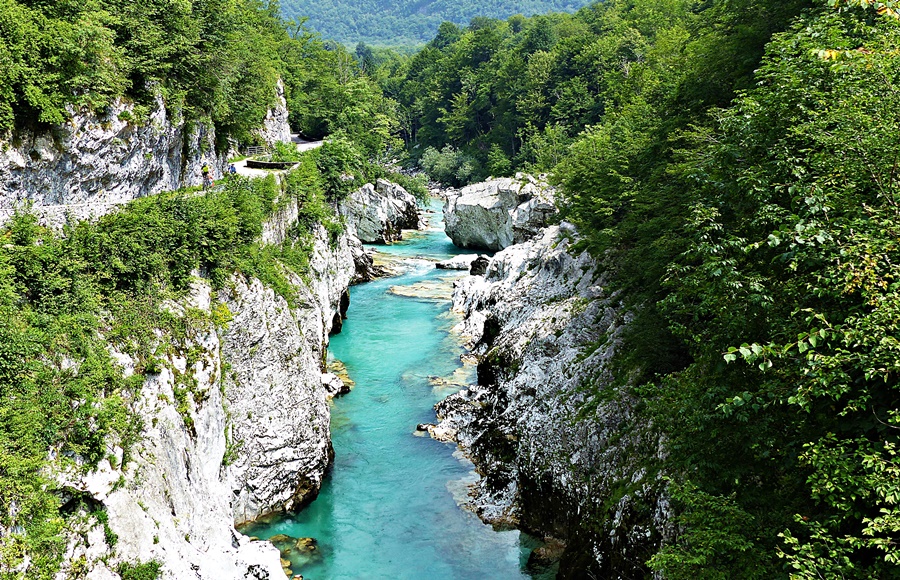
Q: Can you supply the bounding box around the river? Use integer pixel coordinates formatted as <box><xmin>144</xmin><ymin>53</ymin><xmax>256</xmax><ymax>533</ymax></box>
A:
<box><xmin>242</xmin><ymin>201</ymin><xmax>550</xmax><ymax>579</ymax></box>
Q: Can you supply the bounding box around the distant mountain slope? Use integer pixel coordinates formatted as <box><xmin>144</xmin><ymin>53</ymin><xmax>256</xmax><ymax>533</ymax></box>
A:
<box><xmin>279</xmin><ymin>0</ymin><xmax>595</xmax><ymax>45</ymax></box>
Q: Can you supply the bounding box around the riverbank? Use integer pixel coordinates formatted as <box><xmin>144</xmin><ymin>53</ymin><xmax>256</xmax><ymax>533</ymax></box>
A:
<box><xmin>243</xmin><ymin>201</ymin><xmax>554</xmax><ymax>579</ymax></box>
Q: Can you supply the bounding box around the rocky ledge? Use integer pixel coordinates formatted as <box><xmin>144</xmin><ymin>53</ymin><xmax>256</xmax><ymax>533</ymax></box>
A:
<box><xmin>442</xmin><ymin>174</ymin><xmax>557</xmax><ymax>251</ymax></box>
<box><xmin>435</xmin><ymin>224</ymin><xmax>670</xmax><ymax>578</ymax></box>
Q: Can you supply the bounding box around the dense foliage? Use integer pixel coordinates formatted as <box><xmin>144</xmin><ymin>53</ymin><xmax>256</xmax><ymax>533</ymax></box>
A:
<box><xmin>4</xmin><ymin>0</ymin><xmax>900</xmax><ymax>576</ymax></box>
<box><xmin>380</xmin><ymin>0</ymin><xmax>900</xmax><ymax>576</ymax></box>
<box><xmin>652</xmin><ymin>10</ymin><xmax>900</xmax><ymax>577</ymax></box>
<box><xmin>0</xmin><ymin>156</ymin><xmax>341</xmax><ymax>576</ymax></box>
<box><xmin>0</xmin><ymin>0</ymin><xmax>394</xmax><ymax>155</ymax></box>
<box><xmin>278</xmin><ymin>0</ymin><xmax>595</xmax><ymax>46</ymax></box>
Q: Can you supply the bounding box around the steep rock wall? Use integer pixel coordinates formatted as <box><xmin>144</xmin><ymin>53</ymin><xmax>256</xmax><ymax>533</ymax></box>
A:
<box><xmin>257</xmin><ymin>79</ymin><xmax>292</xmax><ymax>147</ymax></box>
<box><xmin>0</xmin><ymin>87</ymin><xmax>290</xmax><ymax>227</ymax></box>
<box><xmin>437</xmin><ymin>225</ymin><xmax>670</xmax><ymax>577</ymax></box>
<box><xmin>224</xmin><ymin>219</ymin><xmax>356</xmax><ymax>524</ymax></box>
<box><xmin>53</xmin><ymin>218</ymin><xmax>355</xmax><ymax>579</ymax></box>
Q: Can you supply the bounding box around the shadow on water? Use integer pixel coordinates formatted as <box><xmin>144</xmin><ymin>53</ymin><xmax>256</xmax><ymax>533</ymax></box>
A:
<box><xmin>241</xmin><ymin>200</ymin><xmax>557</xmax><ymax>579</ymax></box>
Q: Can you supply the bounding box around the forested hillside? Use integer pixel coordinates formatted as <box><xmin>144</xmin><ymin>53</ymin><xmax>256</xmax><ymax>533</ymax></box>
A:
<box><xmin>279</xmin><ymin>0</ymin><xmax>594</xmax><ymax>46</ymax></box>
<box><xmin>380</xmin><ymin>0</ymin><xmax>900</xmax><ymax>576</ymax></box>
<box><xmin>2</xmin><ymin>0</ymin><xmax>900</xmax><ymax>576</ymax></box>
<box><xmin>0</xmin><ymin>0</ymin><xmax>394</xmax><ymax>151</ymax></box>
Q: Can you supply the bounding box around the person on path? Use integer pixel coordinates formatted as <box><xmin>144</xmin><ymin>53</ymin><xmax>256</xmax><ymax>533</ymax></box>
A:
<box><xmin>229</xmin><ymin>163</ymin><xmax>236</xmax><ymax>175</ymax></box>
<box><xmin>201</xmin><ymin>164</ymin><xmax>212</xmax><ymax>189</ymax></box>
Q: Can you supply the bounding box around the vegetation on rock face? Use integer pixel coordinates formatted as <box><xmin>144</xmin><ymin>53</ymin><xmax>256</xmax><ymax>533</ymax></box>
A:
<box><xmin>372</xmin><ymin>0</ymin><xmax>900</xmax><ymax>576</ymax></box>
<box><xmin>0</xmin><ymin>155</ymin><xmax>342</xmax><ymax>575</ymax></box>
<box><xmin>0</xmin><ymin>0</ymin><xmax>395</xmax><ymax>154</ymax></box>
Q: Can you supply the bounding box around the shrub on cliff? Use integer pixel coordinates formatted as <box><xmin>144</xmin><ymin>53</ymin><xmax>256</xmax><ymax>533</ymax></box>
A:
<box><xmin>0</xmin><ymin>163</ymin><xmax>342</xmax><ymax>575</ymax></box>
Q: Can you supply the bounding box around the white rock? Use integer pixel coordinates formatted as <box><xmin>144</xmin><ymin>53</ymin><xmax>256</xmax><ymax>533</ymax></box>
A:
<box><xmin>0</xmin><ymin>80</ymin><xmax>291</xmax><ymax>228</ymax></box>
<box><xmin>257</xmin><ymin>79</ymin><xmax>292</xmax><ymax>147</ymax></box>
<box><xmin>435</xmin><ymin>255</ymin><xmax>478</xmax><ymax>270</ymax></box>
<box><xmin>443</xmin><ymin>174</ymin><xmax>557</xmax><ymax>251</ymax></box>
<box><xmin>48</xmin><ymin>220</ymin><xmax>357</xmax><ymax>579</ymax></box>
<box><xmin>339</xmin><ymin>180</ymin><xmax>421</xmax><ymax>243</ymax></box>
<box><xmin>436</xmin><ymin>224</ymin><xmax>670</xmax><ymax>573</ymax></box>
<box><xmin>321</xmin><ymin>372</ymin><xmax>349</xmax><ymax>397</ymax></box>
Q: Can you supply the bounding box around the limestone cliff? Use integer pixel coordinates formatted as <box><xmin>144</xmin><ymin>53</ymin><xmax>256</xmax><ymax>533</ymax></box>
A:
<box><xmin>51</xmin><ymin>216</ymin><xmax>354</xmax><ymax>579</ymax></box>
<box><xmin>256</xmin><ymin>79</ymin><xmax>293</xmax><ymax>147</ymax></box>
<box><xmin>223</xmin><ymin>222</ymin><xmax>356</xmax><ymax>524</ymax></box>
<box><xmin>436</xmin><ymin>225</ymin><xmax>670</xmax><ymax>577</ymax></box>
<box><xmin>0</xmin><ymin>86</ymin><xmax>290</xmax><ymax>227</ymax></box>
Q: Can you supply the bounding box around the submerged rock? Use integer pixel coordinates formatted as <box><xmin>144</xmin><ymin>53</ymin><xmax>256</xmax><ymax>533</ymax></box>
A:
<box><xmin>443</xmin><ymin>174</ymin><xmax>557</xmax><ymax>251</ymax></box>
<box><xmin>327</xmin><ymin>358</ymin><xmax>355</xmax><ymax>389</ymax></box>
<box><xmin>294</xmin><ymin>537</ymin><xmax>318</xmax><ymax>552</ymax></box>
<box><xmin>388</xmin><ymin>273</ymin><xmax>463</xmax><ymax>301</ymax></box>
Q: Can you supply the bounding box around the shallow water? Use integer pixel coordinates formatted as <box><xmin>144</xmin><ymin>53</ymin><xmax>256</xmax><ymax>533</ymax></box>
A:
<box><xmin>243</xmin><ymin>202</ymin><xmax>550</xmax><ymax>579</ymax></box>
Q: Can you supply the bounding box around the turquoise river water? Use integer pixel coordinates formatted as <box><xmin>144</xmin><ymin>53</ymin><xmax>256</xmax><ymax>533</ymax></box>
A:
<box><xmin>243</xmin><ymin>204</ymin><xmax>550</xmax><ymax>579</ymax></box>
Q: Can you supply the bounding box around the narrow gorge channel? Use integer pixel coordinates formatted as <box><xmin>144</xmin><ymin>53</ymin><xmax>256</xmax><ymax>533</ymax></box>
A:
<box><xmin>244</xmin><ymin>203</ymin><xmax>548</xmax><ymax>579</ymax></box>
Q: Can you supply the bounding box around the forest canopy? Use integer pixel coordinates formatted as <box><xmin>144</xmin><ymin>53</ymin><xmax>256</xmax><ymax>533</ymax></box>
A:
<box><xmin>372</xmin><ymin>0</ymin><xmax>900</xmax><ymax>576</ymax></box>
<box><xmin>278</xmin><ymin>0</ymin><xmax>596</xmax><ymax>46</ymax></box>
<box><xmin>0</xmin><ymin>0</ymin><xmax>394</xmax><ymax>152</ymax></box>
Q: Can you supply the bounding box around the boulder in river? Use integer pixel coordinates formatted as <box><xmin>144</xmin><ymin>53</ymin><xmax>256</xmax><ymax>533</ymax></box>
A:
<box><xmin>443</xmin><ymin>174</ymin><xmax>556</xmax><ymax>251</ymax></box>
<box><xmin>436</xmin><ymin>254</ymin><xmax>478</xmax><ymax>270</ymax></box>
<box><xmin>321</xmin><ymin>372</ymin><xmax>350</xmax><ymax>397</ymax></box>
<box><xmin>339</xmin><ymin>179</ymin><xmax>422</xmax><ymax>243</ymax></box>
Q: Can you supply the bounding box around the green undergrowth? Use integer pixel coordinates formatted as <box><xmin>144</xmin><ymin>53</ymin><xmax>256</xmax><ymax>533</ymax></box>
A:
<box><xmin>0</xmin><ymin>153</ymin><xmax>342</xmax><ymax>577</ymax></box>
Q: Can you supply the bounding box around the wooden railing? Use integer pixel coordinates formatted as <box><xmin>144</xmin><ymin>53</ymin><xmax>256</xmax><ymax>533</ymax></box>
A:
<box><xmin>246</xmin><ymin>145</ymin><xmax>268</xmax><ymax>157</ymax></box>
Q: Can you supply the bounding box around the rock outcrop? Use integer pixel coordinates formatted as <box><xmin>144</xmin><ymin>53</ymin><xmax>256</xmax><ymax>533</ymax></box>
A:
<box><xmin>438</xmin><ymin>224</ymin><xmax>669</xmax><ymax>577</ymax></box>
<box><xmin>339</xmin><ymin>179</ymin><xmax>421</xmax><ymax>243</ymax></box>
<box><xmin>257</xmin><ymin>79</ymin><xmax>292</xmax><ymax>147</ymax></box>
<box><xmin>0</xmin><ymin>82</ymin><xmax>290</xmax><ymax>227</ymax></box>
<box><xmin>435</xmin><ymin>254</ymin><xmax>479</xmax><ymax>270</ymax></box>
<box><xmin>224</xmin><ymin>219</ymin><xmax>356</xmax><ymax>524</ymax></box>
<box><xmin>443</xmin><ymin>174</ymin><xmax>557</xmax><ymax>251</ymax></box>
<box><xmin>52</xmin><ymin>215</ymin><xmax>355</xmax><ymax>579</ymax></box>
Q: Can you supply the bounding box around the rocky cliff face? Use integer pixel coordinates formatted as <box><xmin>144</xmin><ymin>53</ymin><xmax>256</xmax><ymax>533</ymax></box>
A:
<box><xmin>0</xmin><ymin>85</ymin><xmax>291</xmax><ymax>227</ymax></box>
<box><xmin>442</xmin><ymin>174</ymin><xmax>557</xmax><ymax>251</ymax></box>
<box><xmin>257</xmin><ymin>80</ymin><xmax>292</xmax><ymax>147</ymax></box>
<box><xmin>339</xmin><ymin>178</ymin><xmax>421</xmax><ymax>243</ymax></box>
<box><xmin>437</xmin><ymin>225</ymin><xmax>669</xmax><ymax>577</ymax></box>
<box><xmin>52</xmin><ymin>216</ymin><xmax>355</xmax><ymax>579</ymax></box>
<box><xmin>224</xmin><ymin>219</ymin><xmax>356</xmax><ymax>524</ymax></box>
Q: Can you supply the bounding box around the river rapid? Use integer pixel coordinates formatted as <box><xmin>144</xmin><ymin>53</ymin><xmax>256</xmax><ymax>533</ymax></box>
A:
<box><xmin>243</xmin><ymin>201</ymin><xmax>550</xmax><ymax>579</ymax></box>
